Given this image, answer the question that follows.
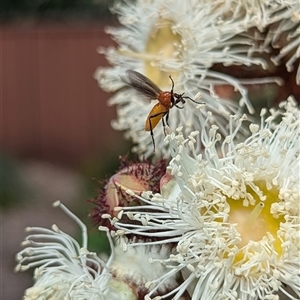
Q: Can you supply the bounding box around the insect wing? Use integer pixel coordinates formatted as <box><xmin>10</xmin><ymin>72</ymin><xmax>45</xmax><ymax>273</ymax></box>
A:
<box><xmin>124</xmin><ymin>70</ymin><xmax>162</xmax><ymax>100</ymax></box>
<box><xmin>145</xmin><ymin>103</ymin><xmax>168</xmax><ymax>131</ymax></box>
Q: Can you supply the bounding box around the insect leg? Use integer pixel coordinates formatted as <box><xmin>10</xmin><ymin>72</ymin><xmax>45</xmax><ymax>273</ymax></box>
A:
<box><xmin>183</xmin><ymin>95</ymin><xmax>204</xmax><ymax>104</ymax></box>
<box><xmin>161</xmin><ymin>114</ymin><xmax>167</xmax><ymax>136</ymax></box>
<box><xmin>148</xmin><ymin>115</ymin><xmax>156</xmax><ymax>153</ymax></box>
<box><xmin>162</xmin><ymin>112</ymin><xmax>172</xmax><ymax>136</ymax></box>
<box><xmin>149</xmin><ymin>111</ymin><xmax>168</xmax><ymax>151</ymax></box>
<box><xmin>165</xmin><ymin>111</ymin><xmax>170</xmax><ymax>130</ymax></box>
<box><xmin>174</xmin><ymin>103</ymin><xmax>184</xmax><ymax>109</ymax></box>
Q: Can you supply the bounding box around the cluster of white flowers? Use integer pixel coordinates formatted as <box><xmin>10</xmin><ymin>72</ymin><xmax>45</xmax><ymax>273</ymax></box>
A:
<box><xmin>15</xmin><ymin>201</ymin><xmax>114</xmax><ymax>300</ymax></box>
<box><xmin>16</xmin><ymin>202</ymin><xmax>180</xmax><ymax>300</ymax></box>
<box><xmin>16</xmin><ymin>0</ymin><xmax>300</xmax><ymax>299</ymax></box>
<box><xmin>214</xmin><ymin>0</ymin><xmax>300</xmax><ymax>84</ymax></box>
<box><xmin>112</xmin><ymin>97</ymin><xmax>300</xmax><ymax>300</ymax></box>
<box><xmin>95</xmin><ymin>0</ymin><xmax>299</xmax><ymax>157</ymax></box>
<box><xmin>16</xmin><ymin>98</ymin><xmax>300</xmax><ymax>299</ymax></box>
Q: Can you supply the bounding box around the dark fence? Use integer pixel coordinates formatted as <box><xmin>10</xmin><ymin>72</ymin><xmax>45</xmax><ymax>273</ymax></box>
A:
<box><xmin>2</xmin><ymin>21</ymin><xmax>124</xmax><ymax>166</ymax></box>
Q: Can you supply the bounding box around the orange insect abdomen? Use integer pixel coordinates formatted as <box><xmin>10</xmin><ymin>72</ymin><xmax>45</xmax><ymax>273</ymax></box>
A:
<box><xmin>157</xmin><ymin>92</ymin><xmax>172</xmax><ymax>108</ymax></box>
<box><xmin>145</xmin><ymin>103</ymin><xmax>169</xmax><ymax>131</ymax></box>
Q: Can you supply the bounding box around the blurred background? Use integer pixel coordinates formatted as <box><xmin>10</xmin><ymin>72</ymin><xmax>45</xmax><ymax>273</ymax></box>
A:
<box><xmin>1</xmin><ymin>1</ymin><xmax>129</xmax><ymax>299</ymax></box>
<box><xmin>1</xmin><ymin>1</ymin><xmax>299</xmax><ymax>299</ymax></box>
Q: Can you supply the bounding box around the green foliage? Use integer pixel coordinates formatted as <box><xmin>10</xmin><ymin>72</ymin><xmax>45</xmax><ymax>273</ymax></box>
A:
<box><xmin>0</xmin><ymin>155</ymin><xmax>28</xmax><ymax>208</ymax></box>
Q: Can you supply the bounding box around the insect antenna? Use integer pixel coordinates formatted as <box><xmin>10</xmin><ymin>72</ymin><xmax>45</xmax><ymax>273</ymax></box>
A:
<box><xmin>169</xmin><ymin>75</ymin><xmax>175</xmax><ymax>106</ymax></box>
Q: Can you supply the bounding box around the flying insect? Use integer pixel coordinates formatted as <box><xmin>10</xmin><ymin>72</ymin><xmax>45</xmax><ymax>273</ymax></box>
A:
<box><xmin>123</xmin><ymin>69</ymin><xmax>201</xmax><ymax>152</ymax></box>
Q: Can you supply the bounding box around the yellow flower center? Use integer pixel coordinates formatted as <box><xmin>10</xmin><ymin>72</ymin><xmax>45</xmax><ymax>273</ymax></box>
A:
<box><xmin>144</xmin><ymin>19</ymin><xmax>181</xmax><ymax>87</ymax></box>
<box><xmin>226</xmin><ymin>181</ymin><xmax>285</xmax><ymax>263</ymax></box>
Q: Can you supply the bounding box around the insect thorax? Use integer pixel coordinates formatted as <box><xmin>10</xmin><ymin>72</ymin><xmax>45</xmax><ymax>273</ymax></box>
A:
<box><xmin>158</xmin><ymin>91</ymin><xmax>173</xmax><ymax>108</ymax></box>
